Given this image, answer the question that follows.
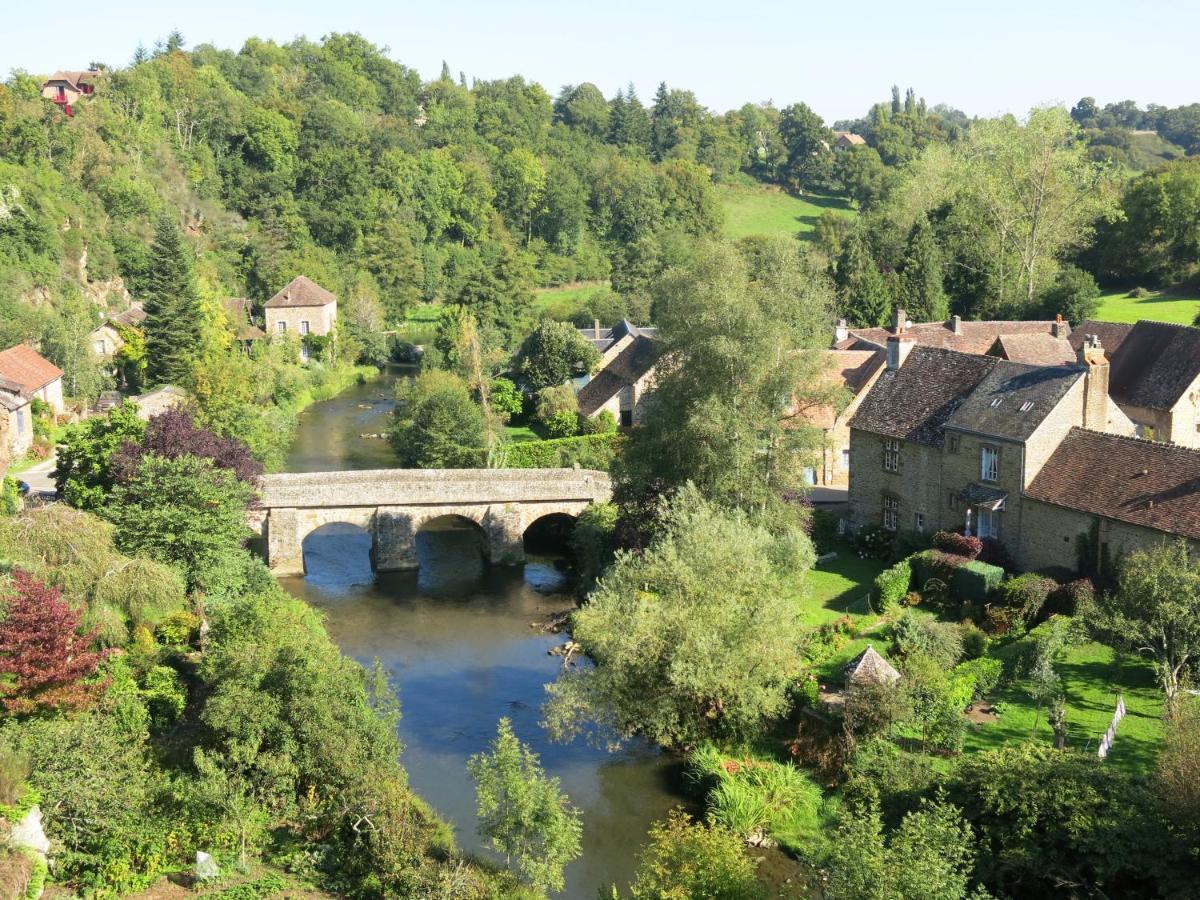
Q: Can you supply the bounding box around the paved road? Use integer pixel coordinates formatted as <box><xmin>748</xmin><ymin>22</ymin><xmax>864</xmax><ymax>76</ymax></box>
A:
<box><xmin>19</xmin><ymin>454</ymin><xmax>57</xmax><ymax>496</ymax></box>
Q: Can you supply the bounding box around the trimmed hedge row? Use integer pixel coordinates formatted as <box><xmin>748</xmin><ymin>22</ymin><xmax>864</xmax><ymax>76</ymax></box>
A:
<box><xmin>500</xmin><ymin>432</ymin><xmax>624</xmax><ymax>470</ymax></box>
<box><xmin>874</xmin><ymin>558</ymin><xmax>913</xmax><ymax>612</ymax></box>
<box><xmin>910</xmin><ymin>550</ymin><xmax>1004</xmax><ymax>604</ymax></box>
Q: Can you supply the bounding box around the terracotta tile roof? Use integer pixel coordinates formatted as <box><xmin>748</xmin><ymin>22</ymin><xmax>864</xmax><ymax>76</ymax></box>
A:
<box><xmin>1025</xmin><ymin>428</ymin><xmax>1200</xmax><ymax>541</ymax></box>
<box><xmin>0</xmin><ymin>345</ymin><xmax>63</xmax><ymax>392</ymax></box>
<box><xmin>990</xmin><ymin>333</ymin><xmax>1078</xmax><ymax>366</ymax></box>
<box><xmin>846</xmin><ymin>319</ymin><xmax>1065</xmax><ymax>356</ymax></box>
<box><xmin>1099</xmin><ymin>321</ymin><xmax>1200</xmax><ymax>412</ymax></box>
<box><xmin>795</xmin><ymin>350</ymin><xmax>885</xmax><ymax>430</ymax></box>
<box><xmin>1067</xmin><ymin>320</ymin><xmax>1133</xmax><ymax>356</ymax></box>
<box><xmin>947</xmin><ymin>361</ymin><xmax>1083</xmax><ymax>442</ymax></box>
<box><xmin>849</xmin><ymin>347</ymin><xmax>997</xmax><ymax>446</ymax></box>
<box><xmin>577</xmin><ymin>335</ymin><xmax>659</xmax><ymax>417</ymax></box>
<box><xmin>264</xmin><ymin>276</ymin><xmax>336</xmax><ymax>308</ymax></box>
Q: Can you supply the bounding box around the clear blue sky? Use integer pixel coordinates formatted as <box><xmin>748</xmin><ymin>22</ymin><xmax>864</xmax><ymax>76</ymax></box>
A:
<box><xmin>2</xmin><ymin>0</ymin><xmax>1195</xmax><ymax>120</ymax></box>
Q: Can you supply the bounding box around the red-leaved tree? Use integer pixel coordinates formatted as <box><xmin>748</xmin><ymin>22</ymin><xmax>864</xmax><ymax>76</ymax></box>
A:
<box><xmin>110</xmin><ymin>407</ymin><xmax>262</xmax><ymax>486</ymax></box>
<box><xmin>0</xmin><ymin>570</ymin><xmax>110</xmax><ymax>714</ymax></box>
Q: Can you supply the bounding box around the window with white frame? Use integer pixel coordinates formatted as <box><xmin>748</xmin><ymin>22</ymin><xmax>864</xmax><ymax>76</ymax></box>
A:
<box><xmin>980</xmin><ymin>445</ymin><xmax>999</xmax><ymax>482</ymax></box>
<box><xmin>914</xmin><ymin>511</ymin><xmax>925</xmax><ymax>532</ymax></box>
<box><xmin>276</xmin><ymin>321</ymin><xmax>287</xmax><ymax>334</ymax></box>
<box><xmin>93</xmin><ymin>339</ymin><xmax>106</xmax><ymax>354</ymax></box>
<box><xmin>977</xmin><ymin>507</ymin><xmax>999</xmax><ymax>539</ymax></box>
<box><xmin>882</xmin><ymin>495</ymin><xmax>899</xmax><ymax>531</ymax></box>
<box><xmin>883</xmin><ymin>438</ymin><xmax>901</xmax><ymax>472</ymax></box>
<box><xmin>299</xmin><ymin>320</ymin><xmax>310</xmax><ymax>335</ymax></box>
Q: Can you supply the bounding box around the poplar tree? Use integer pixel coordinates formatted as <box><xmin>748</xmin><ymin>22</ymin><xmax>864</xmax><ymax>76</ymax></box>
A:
<box><xmin>899</xmin><ymin>216</ymin><xmax>949</xmax><ymax>322</ymax></box>
<box><xmin>142</xmin><ymin>215</ymin><xmax>204</xmax><ymax>385</ymax></box>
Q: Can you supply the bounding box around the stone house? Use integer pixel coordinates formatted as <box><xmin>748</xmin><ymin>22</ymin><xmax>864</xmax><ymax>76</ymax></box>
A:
<box><xmin>792</xmin><ymin>349</ymin><xmax>885</xmax><ymax>487</ymax></box>
<box><xmin>577</xmin><ymin>320</ymin><xmax>658</xmax><ymax>362</ymax></box>
<box><xmin>576</xmin><ymin>335</ymin><xmax>660</xmax><ymax>427</ymax></box>
<box><xmin>223</xmin><ymin>298</ymin><xmax>266</xmax><ymax>351</ymax></box>
<box><xmin>0</xmin><ymin>345</ymin><xmax>65</xmax><ymax>414</ymax></box>
<box><xmin>1069</xmin><ymin>320</ymin><xmax>1200</xmax><ymax>447</ymax></box>
<box><xmin>40</xmin><ymin>70</ymin><xmax>98</xmax><ymax>116</ymax></box>
<box><xmin>986</xmin><ymin>331</ymin><xmax>1077</xmax><ymax>366</ymax></box>
<box><xmin>0</xmin><ymin>377</ymin><xmax>34</xmax><ymax>459</ymax></box>
<box><xmin>833</xmin><ymin>132</ymin><xmax>867</xmax><ymax>152</ymax></box>
<box><xmin>87</xmin><ymin>307</ymin><xmax>145</xmax><ymax>360</ymax></box>
<box><xmin>263</xmin><ymin>277</ymin><xmax>338</xmax><ymax>346</ymax></box>
<box><xmin>846</xmin><ymin>336</ymin><xmax>1145</xmax><ymax>571</ymax></box>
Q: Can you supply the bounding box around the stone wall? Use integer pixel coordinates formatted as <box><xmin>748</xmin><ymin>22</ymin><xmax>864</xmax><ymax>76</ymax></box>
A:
<box><xmin>847</xmin><ymin>430</ymin><xmax>944</xmax><ymax>535</ymax></box>
<box><xmin>940</xmin><ymin>431</ymin><xmax>1025</xmax><ymax>541</ymax></box>
<box><xmin>265</xmin><ymin>301</ymin><xmax>338</xmax><ymax>338</ymax></box>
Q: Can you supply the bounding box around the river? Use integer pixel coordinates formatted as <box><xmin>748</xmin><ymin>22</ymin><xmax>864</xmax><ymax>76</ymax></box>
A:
<box><xmin>277</xmin><ymin>368</ymin><xmax>686</xmax><ymax>897</ymax></box>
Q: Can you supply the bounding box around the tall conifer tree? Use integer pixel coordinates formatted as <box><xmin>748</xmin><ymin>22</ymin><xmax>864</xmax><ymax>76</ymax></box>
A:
<box><xmin>837</xmin><ymin>229</ymin><xmax>892</xmax><ymax>327</ymax></box>
<box><xmin>898</xmin><ymin>216</ymin><xmax>949</xmax><ymax>322</ymax></box>
<box><xmin>143</xmin><ymin>215</ymin><xmax>204</xmax><ymax>385</ymax></box>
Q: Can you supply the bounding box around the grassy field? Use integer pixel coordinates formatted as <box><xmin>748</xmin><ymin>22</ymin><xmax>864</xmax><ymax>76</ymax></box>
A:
<box><xmin>719</xmin><ymin>184</ymin><xmax>855</xmax><ymax>241</ymax></box>
<box><xmin>1096</xmin><ymin>286</ymin><xmax>1200</xmax><ymax>325</ymax></box>
<box><xmin>532</xmin><ymin>281</ymin><xmax>605</xmax><ymax>321</ymax></box>
<box><xmin>963</xmin><ymin>641</ymin><xmax>1164</xmax><ymax>775</ymax></box>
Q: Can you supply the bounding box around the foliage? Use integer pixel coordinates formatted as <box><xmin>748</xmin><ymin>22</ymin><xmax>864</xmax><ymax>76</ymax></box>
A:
<box><xmin>622</xmin><ymin>808</ymin><xmax>763</xmax><ymax>900</ymax></box>
<box><xmin>824</xmin><ymin>794</ymin><xmax>986</xmax><ymax>900</ymax></box>
<box><xmin>955</xmin><ymin>657</ymin><xmax>1002</xmax><ymax>700</ymax></box>
<box><xmin>0</xmin><ymin>478</ymin><xmax>18</xmax><ymax>517</ymax></box>
<box><xmin>1098</xmin><ymin>158</ymin><xmax>1200</xmax><ymax>285</ymax></box>
<box><xmin>544</xmin><ymin>485</ymin><xmax>813</xmax><ymax>749</ymax></box>
<box><xmin>874</xmin><ymin>559</ymin><xmax>912</xmax><ymax>613</ymax></box>
<box><xmin>105</xmin><ymin>454</ymin><xmax>254</xmax><ymax>594</ymax></box>
<box><xmin>489</xmin><ymin>376</ymin><xmax>524</xmax><ymax>421</ymax></box>
<box><xmin>142</xmin><ymin>215</ymin><xmax>205</xmax><ymax>385</ymax></box>
<box><xmin>514</xmin><ymin>319</ymin><xmax>600</xmax><ymax>392</ymax></box>
<box><xmin>467</xmin><ymin>717</ymin><xmax>582</xmax><ymax>893</ymax></box>
<box><xmin>897</xmin><ymin>215</ymin><xmax>948</xmax><ymax>322</ymax></box>
<box><xmin>1037</xmin><ymin>264</ymin><xmax>1100</xmax><ymax>324</ymax></box>
<box><xmin>997</xmin><ymin>573</ymin><xmax>1058</xmax><ymax>629</ymax></box>
<box><xmin>853</xmin><ymin>524</ymin><xmax>894</xmax><ymax>560</ymax></box>
<box><xmin>53</xmin><ymin>402</ymin><xmax>146</xmax><ymax>510</ymax></box>
<box><xmin>619</xmin><ymin>238</ymin><xmax>838</xmax><ymax>517</ymax></box>
<box><xmin>891</xmin><ymin>612</ymin><xmax>964</xmax><ymax>669</ymax></box>
<box><xmin>388</xmin><ymin>369</ymin><xmax>487</xmax><ymax>468</ymax></box>
<box><xmin>953</xmin><ymin>561</ymin><xmax>1005</xmax><ymax>604</ymax></box>
<box><xmin>1156</xmin><ymin>701</ymin><xmax>1200</xmax><ymax>841</ymax></box>
<box><xmin>900</xmin><ymin>654</ymin><xmax>972</xmax><ymax>753</ymax></box>
<box><xmin>111</xmin><ymin>406</ymin><xmax>262</xmax><ymax>485</ymax></box>
<box><xmin>932</xmin><ymin>531</ymin><xmax>982</xmax><ymax>559</ymax></box>
<box><xmin>499</xmin><ymin>432</ymin><xmax>622</xmax><ymax>470</ymax></box>
<box><xmin>571</xmin><ymin>501</ymin><xmax>618</xmax><ymax>590</ymax></box>
<box><xmin>0</xmin><ymin>569</ymin><xmax>109</xmax><ymax>715</ymax></box>
<box><xmin>1088</xmin><ymin>539</ymin><xmax>1200</xmax><ymax>712</ymax></box>
<box><xmin>532</xmin><ymin>383</ymin><xmax>580</xmax><ymax>438</ymax></box>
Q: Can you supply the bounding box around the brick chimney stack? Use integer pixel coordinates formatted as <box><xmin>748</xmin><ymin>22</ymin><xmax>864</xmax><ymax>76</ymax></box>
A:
<box><xmin>593</xmin><ymin>318</ymin><xmax>601</xmax><ymax>339</ymax></box>
<box><xmin>1052</xmin><ymin>314</ymin><xmax>1067</xmax><ymax>339</ymax></box>
<box><xmin>891</xmin><ymin>307</ymin><xmax>908</xmax><ymax>334</ymax></box>
<box><xmin>949</xmin><ymin>314</ymin><xmax>962</xmax><ymax>335</ymax></box>
<box><xmin>886</xmin><ymin>335</ymin><xmax>914</xmax><ymax>371</ymax></box>
<box><xmin>1077</xmin><ymin>334</ymin><xmax>1109</xmax><ymax>430</ymax></box>
<box><xmin>835</xmin><ymin>318</ymin><xmax>849</xmax><ymax>343</ymax></box>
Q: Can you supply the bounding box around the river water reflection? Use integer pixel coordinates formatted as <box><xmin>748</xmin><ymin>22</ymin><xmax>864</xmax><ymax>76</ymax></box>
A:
<box><xmin>279</xmin><ymin>371</ymin><xmax>686</xmax><ymax>897</ymax></box>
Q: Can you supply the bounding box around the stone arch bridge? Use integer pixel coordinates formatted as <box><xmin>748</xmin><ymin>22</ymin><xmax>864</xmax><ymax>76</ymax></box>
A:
<box><xmin>249</xmin><ymin>468</ymin><xmax>612</xmax><ymax>575</ymax></box>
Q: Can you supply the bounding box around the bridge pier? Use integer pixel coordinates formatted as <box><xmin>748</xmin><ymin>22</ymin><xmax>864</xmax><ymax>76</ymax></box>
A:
<box><xmin>265</xmin><ymin>507</ymin><xmax>305</xmax><ymax>576</ymax></box>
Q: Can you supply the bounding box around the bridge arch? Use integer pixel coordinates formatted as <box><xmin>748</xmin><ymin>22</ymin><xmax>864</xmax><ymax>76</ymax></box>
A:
<box><xmin>302</xmin><ymin>520</ymin><xmax>375</xmax><ymax>580</ymax></box>
<box><xmin>415</xmin><ymin>513</ymin><xmax>490</xmax><ymax>563</ymax></box>
<box><xmin>523</xmin><ymin>511</ymin><xmax>579</xmax><ymax>556</ymax></box>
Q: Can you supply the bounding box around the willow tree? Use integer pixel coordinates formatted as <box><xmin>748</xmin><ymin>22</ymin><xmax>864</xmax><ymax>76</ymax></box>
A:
<box><xmin>619</xmin><ymin>237</ymin><xmax>841</xmax><ymax>519</ymax></box>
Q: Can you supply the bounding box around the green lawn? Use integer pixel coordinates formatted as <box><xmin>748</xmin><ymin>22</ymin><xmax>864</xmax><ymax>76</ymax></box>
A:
<box><xmin>531</xmin><ymin>281</ymin><xmax>605</xmax><ymax>321</ymax></box>
<box><xmin>962</xmin><ymin>641</ymin><xmax>1164</xmax><ymax>775</ymax></box>
<box><xmin>1096</xmin><ymin>286</ymin><xmax>1200</xmax><ymax>325</ymax></box>
<box><xmin>719</xmin><ymin>184</ymin><xmax>855</xmax><ymax>241</ymax></box>
<box><xmin>801</xmin><ymin>548</ymin><xmax>886</xmax><ymax>626</ymax></box>
<box><xmin>504</xmin><ymin>425</ymin><xmax>538</xmax><ymax>443</ymax></box>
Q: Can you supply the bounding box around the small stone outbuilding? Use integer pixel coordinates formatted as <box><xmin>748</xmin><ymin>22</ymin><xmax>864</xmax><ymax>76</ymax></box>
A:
<box><xmin>844</xmin><ymin>645</ymin><xmax>901</xmax><ymax>687</ymax></box>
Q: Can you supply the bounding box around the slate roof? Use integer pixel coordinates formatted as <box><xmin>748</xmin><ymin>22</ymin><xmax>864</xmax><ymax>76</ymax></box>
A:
<box><xmin>44</xmin><ymin>70</ymin><xmax>99</xmax><ymax>90</ymax></box>
<box><xmin>110</xmin><ymin>307</ymin><xmax>146</xmax><ymax>329</ymax></box>
<box><xmin>990</xmin><ymin>333</ymin><xmax>1077</xmax><ymax>366</ymax></box>
<box><xmin>576</xmin><ymin>320</ymin><xmax>658</xmax><ymax>352</ymax></box>
<box><xmin>0</xmin><ymin>345</ymin><xmax>63</xmax><ymax>392</ymax></box>
<box><xmin>844</xmin><ymin>320</ymin><xmax>1065</xmax><ymax>356</ymax></box>
<box><xmin>0</xmin><ymin>375</ymin><xmax>31</xmax><ymax>413</ymax></box>
<box><xmin>849</xmin><ymin>347</ymin><xmax>997</xmax><ymax>446</ymax></box>
<box><xmin>844</xmin><ymin>645</ymin><xmax>901</xmax><ymax>685</ymax></box>
<box><xmin>1067</xmin><ymin>320</ymin><xmax>1133</xmax><ymax>356</ymax></box>
<box><xmin>264</xmin><ymin>276</ymin><xmax>336</xmax><ymax>308</ymax></box>
<box><xmin>1100</xmin><ymin>321</ymin><xmax>1200</xmax><ymax>412</ymax></box>
<box><xmin>946</xmin><ymin>361</ymin><xmax>1083</xmax><ymax>442</ymax></box>
<box><xmin>577</xmin><ymin>335</ymin><xmax>660</xmax><ymax>417</ymax></box>
<box><xmin>1025</xmin><ymin>428</ymin><xmax>1200</xmax><ymax>541</ymax></box>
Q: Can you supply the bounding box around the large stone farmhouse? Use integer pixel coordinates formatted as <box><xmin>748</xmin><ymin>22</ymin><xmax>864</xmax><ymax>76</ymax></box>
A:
<box><xmin>264</xmin><ymin>277</ymin><xmax>338</xmax><ymax>338</ymax></box>
<box><xmin>845</xmin><ymin>316</ymin><xmax>1200</xmax><ymax>575</ymax></box>
<box><xmin>576</xmin><ymin>335</ymin><xmax>660</xmax><ymax>427</ymax></box>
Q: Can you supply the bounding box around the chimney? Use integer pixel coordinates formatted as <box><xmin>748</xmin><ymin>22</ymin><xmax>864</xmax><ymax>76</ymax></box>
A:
<box><xmin>949</xmin><ymin>314</ymin><xmax>962</xmax><ymax>335</ymax></box>
<box><xmin>891</xmin><ymin>307</ymin><xmax>907</xmax><ymax>334</ymax></box>
<box><xmin>834</xmin><ymin>318</ymin><xmax>849</xmax><ymax>343</ymax></box>
<box><xmin>1052</xmin><ymin>314</ymin><xmax>1067</xmax><ymax>339</ymax></box>
<box><xmin>1078</xmin><ymin>334</ymin><xmax>1108</xmax><ymax>430</ymax></box>
<box><xmin>886</xmin><ymin>335</ymin><xmax>914</xmax><ymax>371</ymax></box>
<box><xmin>593</xmin><ymin>318</ymin><xmax>601</xmax><ymax>339</ymax></box>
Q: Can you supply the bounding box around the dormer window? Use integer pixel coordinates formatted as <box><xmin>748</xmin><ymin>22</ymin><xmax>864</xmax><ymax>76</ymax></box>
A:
<box><xmin>1019</xmin><ymin>401</ymin><xmax>1034</xmax><ymax>412</ymax></box>
<box><xmin>990</xmin><ymin>397</ymin><xmax>1003</xmax><ymax>408</ymax></box>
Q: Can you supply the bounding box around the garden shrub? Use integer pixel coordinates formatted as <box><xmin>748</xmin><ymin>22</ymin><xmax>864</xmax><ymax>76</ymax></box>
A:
<box><xmin>953</xmin><ymin>560</ymin><xmax>1005</xmax><ymax>603</ymax></box>
<box><xmin>891</xmin><ymin>528</ymin><xmax>933</xmax><ymax>562</ymax></box>
<box><xmin>155</xmin><ymin>610</ymin><xmax>199</xmax><ymax>647</ymax></box>
<box><xmin>853</xmin><ymin>524</ymin><xmax>893</xmax><ymax>560</ymax></box>
<box><xmin>579</xmin><ymin>408</ymin><xmax>618</xmax><ymax>435</ymax></box>
<box><xmin>874</xmin><ymin>558</ymin><xmax>912</xmax><ymax>613</ymax></box>
<box><xmin>933</xmin><ymin>530</ymin><xmax>982</xmax><ymax>559</ymax></box>
<box><xmin>911</xmin><ymin>550</ymin><xmax>970</xmax><ymax>599</ymax></box>
<box><xmin>1047</xmin><ymin>577</ymin><xmax>1095</xmax><ymax>617</ymax></box>
<box><xmin>998</xmin><ymin>573</ymin><xmax>1058</xmax><ymax>627</ymax></box>
<box><xmin>892</xmin><ymin>611</ymin><xmax>964</xmax><ymax>668</ymax></box>
<box><xmin>0</xmin><ymin>478</ymin><xmax>19</xmax><ymax>517</ymax></box>
<box><xmin>979</xmin><ymin>536</ymin><xmax>1017</xmax><ymax>571</ymax></box>
<box><xmin>959</xmin><ymin>622</ymin><xmax>989</xmax><ymax>659</ymax></box>
<box><xmin>1129</xmin><ymin>286</ymin><xmax>1150</xmax><ymax>298</ymax></box>
<box><xmin>809</xmin><ymin>508</ymin><xmax>840</xmax><ymax>556</ymax></box>
<box><xmin>955</xmin><ymin>657</ymin><xmax>1002</xmax><ymax>700</ymax></box>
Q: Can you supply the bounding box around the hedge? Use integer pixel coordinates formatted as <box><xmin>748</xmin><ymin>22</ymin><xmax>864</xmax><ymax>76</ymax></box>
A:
<box><xmin>953</xmin><ymin>560</ymin><xmax>1005</xmax><ymax>604</ymax></box>
<box><xmin>874</xmin><ymin>558</ymin><xmax>913</xmax><ymax>613</ymax></box>
<box><xmin>998</xmin><ymin>573</ymin><xmax>1058</xmax><ymax>627</ymax></box>
<box><xmin>911</xmin><ymin>550</ymin><xmax>971</xmax><ymax>592</ymax></box>
<box><xmin>933</xmin><ymin>530</ymin><xmax>982</xmax><ymax>559</ymax></box>
<box><xmin>500</xmin><ymin>432</ymin><xmax>624</xmax><ymax>470</ymax></box>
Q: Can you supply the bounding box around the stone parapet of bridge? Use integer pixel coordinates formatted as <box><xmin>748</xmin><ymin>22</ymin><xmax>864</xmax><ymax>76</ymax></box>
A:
<box><xmin>252</xmin><ymin>468</ymin><xmax>612</xmax><ymax>576</ymax></box>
